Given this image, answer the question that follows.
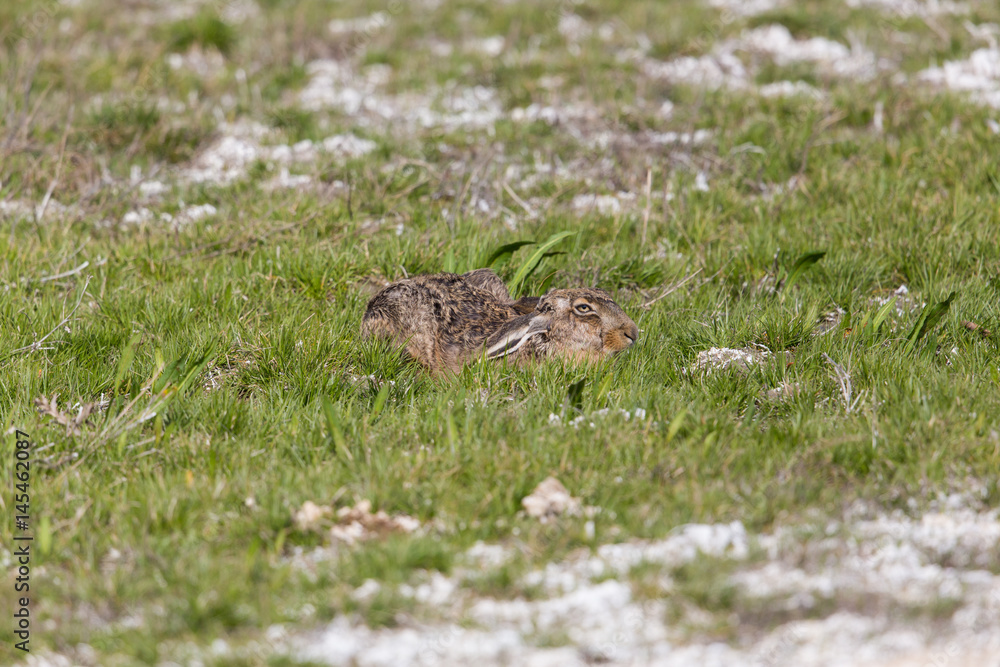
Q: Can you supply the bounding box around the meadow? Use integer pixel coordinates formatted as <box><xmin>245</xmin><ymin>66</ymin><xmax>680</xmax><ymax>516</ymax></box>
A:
<box><xmin>2</xmin><ymin>0</ymin><xmax>1000</xmax><ymax>664</ymax></box>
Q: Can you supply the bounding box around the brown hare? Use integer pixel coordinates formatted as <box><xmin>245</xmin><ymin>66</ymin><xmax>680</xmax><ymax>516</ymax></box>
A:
<box><xmin>361</xmin><ymin>268</ymin><xmax>638</xmax><ymax>373</ymax></box>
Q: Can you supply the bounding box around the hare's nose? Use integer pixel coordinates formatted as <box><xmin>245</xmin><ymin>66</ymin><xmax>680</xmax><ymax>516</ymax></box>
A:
<box><xmin>624</xmin><ymin>324</ymin><xmax>639</xmax><ymax>345</ymax></box>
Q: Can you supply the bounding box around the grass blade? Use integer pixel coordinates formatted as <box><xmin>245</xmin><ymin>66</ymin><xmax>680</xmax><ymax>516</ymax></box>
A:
<box><xmin>511</xmin><ymin>231</ymin><xmax>575</xmax><ymax>295</ymax></box>
<box><xmin>483</xmin><ymin>240</ymin><xmax>536</xmax><ymax>268</ymax></box>
<box><xmin>321</xmin><ymin>395</ymin><xmax>353</xmax><ymax>461</ymax></box>
<box><xmin>905</xmin><ymin>291</ymin><xmax>956</xmax><ymax>352</ymax></box>
<box><xmin>666</xmin><ymin>408</ymin><xmax>686</xmax><ymax>442</ymax></box>
<box><xmin>446</xmin><ymin>411</ymin><xmax>458</xmax><ymax>453</ymax></box>
<box><xmin>565</xmin><ymin>377</ymin><xmax>587</xmax><ymax>413</ymax></box>
<box><xmin>782</xmin><ymin>251</ymin><xmax>826</xmax><ymax>292</ymax></box>
<box><xmin>152</xmin><ymin>357</ymin><xmax>183</xmax><ymax>394</ymax></box>
<box><xmin>370</xmin><ymin>381</ymin><xmax>390</xmax><ymax>419</ymax></box>
<box><xmin>177</xmin><ymin>349</ymin><xmax>214</xmax><ymax>394</ymax></box>
<box><xmin>113</xmin><ymin>333</ymin><xmax>142</xmax><ymax>395</ymax></box>
<box><xmin>871</xmin><ymin>297</ymin><xmax>897</xmax><ymax>334</ymax></box>
<box><xmin>538</xmin><ymin>269</ymin><xmax>560</xmax><ymax>294</ymax></box>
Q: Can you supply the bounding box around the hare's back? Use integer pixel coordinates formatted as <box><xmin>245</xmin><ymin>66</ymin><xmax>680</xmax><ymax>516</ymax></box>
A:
<box><xmin>361</xmin><ymin>272</ymin><xmax>521</xmax><ymax>370</ymax></box>
<box><xmin>361</xmin><ymin>279</ymin><xmax>432</xmax><ymax>338</ymax></box>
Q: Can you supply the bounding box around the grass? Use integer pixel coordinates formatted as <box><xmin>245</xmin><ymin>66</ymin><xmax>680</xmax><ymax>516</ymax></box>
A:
<box><xmin>165</xmin><ymin>12</ymin><xmax>238</xmax><ymax>56</ymax></box>
<box><xmin>2</xmin><ymin>0</ymin><xmax>1000</xmax><ymax>663</ymax></box>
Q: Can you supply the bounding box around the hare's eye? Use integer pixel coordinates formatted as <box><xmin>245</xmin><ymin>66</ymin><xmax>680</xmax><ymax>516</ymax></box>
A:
<box><xmin>574</xmin><ymin>303</ymin><xmax>593</xmax><ymax>314</ymax></box>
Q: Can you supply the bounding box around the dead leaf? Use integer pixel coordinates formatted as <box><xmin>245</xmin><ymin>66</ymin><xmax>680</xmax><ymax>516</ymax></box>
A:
<box><xmin>292</xmin><ymin>498</ymin><xmax>420</xmax><ymax>544</ymax></box>
<box><xmin>962</xmin><ymin>321</ymin><xmax>991</xmax><ymax>338</ymax></box>
<box><xmin>34</xmin><ymin>394</ymin><xmax>95</xmax><ymax>436</ymax></box>
<box><xmin>293</xmin><ymin>500</ymin><xmax>332</xmax><ymax>531</ymax></box>
<box><xmin>331</xmin><ymin>499</ymin><xmax>420</xmax><ymax>544</ymax></box>
<box><xmin>522</xmin><ymin>477</ymin><xmax>581</xmax><ymax>523</ymax></box>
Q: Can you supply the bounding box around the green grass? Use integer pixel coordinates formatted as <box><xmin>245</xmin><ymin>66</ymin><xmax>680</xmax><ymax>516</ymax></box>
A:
<box><xmin>2</xmin><ymin>0</ymin><xmax>1000</xmax><ymax>663</ymax></box>
<box><xmin>165</xmin><ymin>12</ymin><xmax>238</xmax><ymax>56</ymax></box>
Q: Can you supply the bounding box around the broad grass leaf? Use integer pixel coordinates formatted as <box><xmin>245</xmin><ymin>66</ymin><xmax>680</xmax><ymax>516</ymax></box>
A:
<box><xmin>905</xmin><ymin>291</ymin><xmax>957</xmax><ymax>353</ymax></box>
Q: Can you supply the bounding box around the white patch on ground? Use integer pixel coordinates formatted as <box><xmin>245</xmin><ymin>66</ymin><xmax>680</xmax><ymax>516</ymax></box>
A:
<box><xmin>285</xmin><ymin>522</ymin><xmax>751</xmax><ymax>667</ymax></box>
<box><xmin>292</xmin><ymin>499</ymin><xmax>421</xmax><ymax>546</ymax></box>
<box><xmin>176</xmin><ymin>120</ymin><xmax>374</xmax><ymax>186</ymax></box>
<box><xmin>182</xmin><ymin>133</ymin><xmax>263</xmax><ymax>184</ymax></box>
<box><xmin>649</xmin><ymin>129</ymin><xmax>715</xmax><ymax>146</ymax></box>
<box><xmin>0</xmin><ymin>198</ymin><xmax>77</xmax><ymax>223</ymax></box>
<box><xmin>510</xmin><ymin>104</ymin><xmax>567</xmax><ymax>125</ymax></box>
<box><xmin>918</xmin><ymin>48</ymin><xmax>1000</xmax><ymax>108</ymax></box>
<box><xmin>738</xmin><ymin>513</ymin><xmax>1000</xmax><ymax>606</ymax></box>
<box><xmin>708</xmin><ymin>0</ymin><xmax>788</xmax><ymax>16</ymax></box>
<box><xmin>759</xmin><ymin>80</ymin><xmax>825</xmax><ymax>98</ymax></box>
<box><xmin>465</xmin><ymin>541</ymin><xmax>512</xmax><ymax>569</ymax></box>
<box><xmin>582</xmin><ymin>128</ymin><xmax>714</xmax><ymax>153</ymax></box>
<box><xmin>644</xmin><ymin>51</ymin><xmax>750</xmax><ymax>90</ymax></box>
<box><xmin>644</xmin><ymin>24</ymin><xmax>886</xmax><ymax>92</ymax></box>
<box><xmin>330</xmin><ymin>500</ymin><xmax>421</xmax><ymax>545</ymax></box>
<box><xmin>815</xmin><ymin>306</ymin><xmax>847</xmax><ymax>336</ymax></box>
<box><xmin>220</xmin><ymin>0</ymin><xmax>260</xmax><ymax>23</ymax></box>
<box><xmin>300</xmin><ymin>60</ymin><xmax>503</xmax><ymax>130</ymax></box>
<box><xmin>175</xmin><ymin>203</ymin><xmax>217</xmax><ymax>224</ymax></box>
<box><xmin>23</xmin><ymin>506</ymin><xmax>1000</xmax><ymax>666</ymax></box>
<box><xmin>571</xmin><ymin>192</ymin><xmax>636</xmax><ymax>216</ymax></box>
<box><xmin>131</xmin><ymin>1</ymin><xmax>201</xmax><ymax>25</ymax></box>
<box><xmin>756</xmin><ymin>174</ymin><xmax>804</xmax><ymax>200</ymax></box>
<box><xmin>558</xmin><ymin>14</ymin><xmax>593</xmax><ymax>42</ymax></box>
<box><xmin>503</xmin><ymin>142</ymin><xmax>707</xmax><ymax>211</ymax></box>
<box><xmin>400</xmin><ymin>571</ymin><xmax>458</xmax><ymax>606</ymax></box>
<box><xmin>0</xmin><ymin>199</ymin><xmax>36</xmax><ymax>221</ymax></box>
<box><xmin>293</xmin><ymin>500</ymin><xmax>331</xmax><ymax>531</ymax></box>
<box><xmin>271</xmin><ymin>506</ymin><xmax>1000</xmax><ymax>667</ymax></box>
<box><xmin>327</xmin><ymin>11</ymin><xmax>390</xmax><ymax>36</ymax></box>
<box><xmin>138</xmin><ymin>179</ymin><xmax>169</xmax><ymax>198</ymax></box>
<box><xmin>509</xmin><ymin>102</ymin><xmax>604</xmax><ymax>127</ymax></box>
<box><xmin>738</xmin><ymin>24</ymin><xmax>883</xmax><ymax>80</ymax></box>
<box><xmin>694</xmin><ymin>346</ymin><xmax>772</xmax><ymax>373</ymax></box>
<box><xmin>845</xmin><ymin>0</ymin><xmax>969</xmax><ymax>18</ymax></box>
<box><xmin>264</xmin><ymin>168</ymin><xmax>313</xmax><ymax>191</ymax></box>
<box><xmin>470</xmin><ymin>580</ymin><xmax>659</xmax><ymax>659</ymax></box>
<box><xmin>293</xmin><ymin>618</ymin><xmax>549</xmax><ymax>666</ymax></box>
<box><xmin>869</xmin><ymin>284</ymin><xmax>925</xmax><ymax>317</ymax></box>
<box><xmin>267</xmin><ymin>139</ymin><xmax>319</xmax><ymax>164</ymax></box>
<box><xmin>179</xmin><ymin>119</ymin><xmax>272</xmax><ymax>185</ymax></box>
<box><xmin>965</xmin><ymin>22</ymin><xmax>1000</xmax><ymax>49</ymax></box>
<box><xmin>547</xmin><ymin>407</ymin><xmax>647</xmax><ymax>430</ymax></box>
<box><xmin>128</xmin><ymin>0</ymin><xmax>258</xmax><ymax>26</ymax></box>
<box><xmin>466</xmin><ymin>35</ymin><xmax>506</xmax><ymax>57</ymax></box>
<box><xmin>120</xmin><ymin>202</ymin><xmax>217</xmax><ymax>230</ymax></box>
<box><xmin>166</xmin><ymin>46</ymin><xmax>227</xmax><ymax>78</ymax></box>
<box><xmin>694</xmin><ymin>171</ymin><xmax>710</xmax><ymax>192</ymax></box>
<box><xmin>299</xmin><ymin>60</ymin><xmax>374</xmax><ymax>114</ymax></box>
<box><xmin>299</xmin><ymin>54</ymin><xmax>696</xmax><ymax>154</ymax></box>
<box><xmin>438</xmin><ymin>86</ymin><xmax>504</xmax><ymax>128</ymax></box>
<box><xmin>504</xmin><ymin>160</ymin><xmax>577</xmax><ymax>192</ymax></box>
<box><xmin>428</xmin><ymin>39</ymin><xmax>454</xmax><ymax>57</ymax></box>
<box><xmin>763</xmin><ymin>381</ymin><xmax>804</xmax><ymax>401</ymax></box>
<box><xmin>521</xmin><ymin>477</ymin><xmax>582</xmax><ymax>522</ymax></box>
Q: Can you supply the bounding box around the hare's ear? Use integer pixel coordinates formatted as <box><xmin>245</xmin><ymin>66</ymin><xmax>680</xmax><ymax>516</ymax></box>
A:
<box><xmin>463</xmin><ymin>268</ymin><xmax>512</xmax><ymax>303</ymax></box>
<box><xmin>486</xmin><ymin>313</ymin><xmax>550</xmax><ymax>359</ymax></box>
<box><xmin>512</xmin><ymin>296</ymin><xmax>540</xmax><ymax>315</ymax></box>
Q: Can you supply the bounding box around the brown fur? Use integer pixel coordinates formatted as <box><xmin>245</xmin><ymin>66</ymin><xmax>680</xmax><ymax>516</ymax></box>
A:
<box><xmin>361</xmin><ymin>269</ymin><xmax>638</xmax><ymax>373</ymax></box>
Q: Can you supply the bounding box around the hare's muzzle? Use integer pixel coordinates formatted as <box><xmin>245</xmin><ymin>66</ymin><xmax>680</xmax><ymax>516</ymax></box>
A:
<box><xmin>605</xmin><ymin>321</ymin><xmax>639</xmax><ymax>353</ymax></box>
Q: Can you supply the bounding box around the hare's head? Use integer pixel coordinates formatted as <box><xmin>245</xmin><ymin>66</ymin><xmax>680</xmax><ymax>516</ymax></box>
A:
<box><xmin>486</xmin><ymin>288</ymin><xmax>638</xmax><ymax>362</ymax></box>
